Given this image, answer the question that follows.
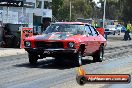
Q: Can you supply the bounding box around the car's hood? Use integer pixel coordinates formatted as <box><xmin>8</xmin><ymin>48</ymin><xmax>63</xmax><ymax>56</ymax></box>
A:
<box><xmin>116</xmin><ymin>27</ymin><xmax>122</xmax><ymax>30</ymax></box>
<box><xmin>25</xmin><ymin>32</ymin><xmax>83</xmax><ymax>41</ymax></box>
<box><xmin>105</xmin><ymin>28</ymin><xmax>116</xmax><ymax>31</ymax></box>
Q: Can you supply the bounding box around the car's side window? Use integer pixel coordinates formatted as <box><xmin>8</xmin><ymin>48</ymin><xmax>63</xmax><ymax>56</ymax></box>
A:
<box><xmin>89</xmin><ymin>26</ymin><xmax>98</xmax><ymax>36</ymax></box>
<box><xmin>85</xmin><ymin>26</ymin><xmax>93</xmax><ymax>36</ymax></box>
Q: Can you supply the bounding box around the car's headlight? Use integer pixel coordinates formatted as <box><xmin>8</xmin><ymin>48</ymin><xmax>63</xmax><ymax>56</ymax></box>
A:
<box><xmin>24</xmin><ymin>41</ymin><xmax>31</xmax><ymax>47</ymax></box>
<box><xmin>68</xmin><ymin>42</ymin><xmax>74</xmax><ymax>48</ymax></box>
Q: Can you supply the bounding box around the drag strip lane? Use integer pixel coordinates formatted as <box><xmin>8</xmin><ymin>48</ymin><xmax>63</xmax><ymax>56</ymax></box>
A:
<box><xmin>0</xmin><ymin>43</ymin><xmax>132</xmax><ymax>88</ymax></box>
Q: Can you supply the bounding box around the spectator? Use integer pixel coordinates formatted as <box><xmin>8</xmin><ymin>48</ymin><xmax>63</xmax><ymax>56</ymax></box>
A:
<box><xmin>2</xmin><ymin>24</ymin><xmax>10</xmax><ymax>46</ymax></box>
<box><xmin>123</xmin><ymin>21</ymin><xmax>131</xmax><ymax>40</ymax></box>
<box><xmin>41</xmin><ymin>17</ymin><xmax>51</xmax><ymax>33</ymax></box>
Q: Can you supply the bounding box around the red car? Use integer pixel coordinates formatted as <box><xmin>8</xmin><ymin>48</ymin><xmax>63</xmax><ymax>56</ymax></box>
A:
<box><xmin>24</xmin><ymin>22</ymin><xmax>107</xmax><ymax>66</ymax></box>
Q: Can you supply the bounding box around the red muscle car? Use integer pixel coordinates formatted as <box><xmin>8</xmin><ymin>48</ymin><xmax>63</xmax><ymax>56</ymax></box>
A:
<box><xmin>24</xmin><ymin>22</ymin><xmax>107</xmax><ymax>66</ymax></box>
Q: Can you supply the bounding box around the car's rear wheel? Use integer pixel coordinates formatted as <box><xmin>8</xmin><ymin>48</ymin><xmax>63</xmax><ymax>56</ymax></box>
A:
<box><xmin>28</xmin><ymin>53</ymin><xmax>38</xmax><ymax>64</ymax></box>
<box><xmin>93</xmin><ymin>45</ymin><xmax>104</xmax><ymax>62</ymax></box>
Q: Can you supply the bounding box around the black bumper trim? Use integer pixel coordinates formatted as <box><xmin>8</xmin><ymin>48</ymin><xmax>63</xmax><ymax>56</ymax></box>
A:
<box><xmin>25</xmin><ymin>48</ymin><xmax>77</xmax><ymax>55</ymax></box>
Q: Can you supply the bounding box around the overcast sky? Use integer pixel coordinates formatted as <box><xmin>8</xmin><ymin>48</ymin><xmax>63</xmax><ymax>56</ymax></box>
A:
<box><xmin>93</xmin><ymin>0</ymin><xmax>101</xmax><ymax>7</ymax></box>
<box><xmin>93</xmin><ymin>0</ymin><xmax>99</xmax><ymax>4</ymax></box>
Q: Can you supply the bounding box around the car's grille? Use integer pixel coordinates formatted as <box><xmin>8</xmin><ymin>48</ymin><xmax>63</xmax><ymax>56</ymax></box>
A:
<box><xmin>35</xmin><ymin>42</ymin><xmax>63</xmax><ymax>49</ymax></box>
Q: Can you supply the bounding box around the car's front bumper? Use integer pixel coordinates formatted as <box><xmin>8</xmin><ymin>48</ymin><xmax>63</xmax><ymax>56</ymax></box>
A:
<box><xmin>25</xmin><ymin>48</ymin><xmax>77</xmax><ymax>56</ymax></box>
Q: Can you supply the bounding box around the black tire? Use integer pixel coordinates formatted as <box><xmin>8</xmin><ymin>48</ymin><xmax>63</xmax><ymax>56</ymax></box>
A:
<box><xmin>74</xmin><ymin>51</ymin><xmax>82</xmax><ymax>67</ymax></box>
<box><xmin>93</xmin><ymin>45</ymin><xmax>104</xmax><ymax>62</ymax></box>
<box><xmin>113</xmin><ymin>31</ymin><xmax>116</xmax><ymax>35</ymax></box>
<box><xmin>118</xmin><ymin>31</ymin><xmax>120</xmax><ymax>35</ymax></box>
<box><xmin>28</xmin><ymin>53</ymin><xmax>38</xmax><ymax>64</ymax></box>
<box><xmin>54</xmin><ymin>57</ymin><xmax>62</xmax><ymax>64</ymax></box>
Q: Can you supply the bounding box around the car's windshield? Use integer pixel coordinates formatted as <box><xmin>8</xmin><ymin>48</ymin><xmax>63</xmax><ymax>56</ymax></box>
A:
<box><xmin>44</xmin><ymin>24</ymin><xmax>85</xmax><ymax>35</ymax></box>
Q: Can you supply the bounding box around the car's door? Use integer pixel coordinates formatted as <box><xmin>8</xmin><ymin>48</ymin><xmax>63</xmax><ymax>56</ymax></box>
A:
<box><xmin>84</xmin><ymin>25</ymin><xmax>95</xmax><ymax>55</ymax></box>
<box><xmin>89</xmin><ymin>26</ymin><xmax>100</xmax><ymax>52</ymax></box>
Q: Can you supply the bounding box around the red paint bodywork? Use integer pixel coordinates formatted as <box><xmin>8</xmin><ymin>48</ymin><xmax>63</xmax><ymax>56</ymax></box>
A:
<box><xmin>96</xmin><ymin>27</ymin><xmax>105</xmax><ymax>37</ymax></box>
<box><xmin>24</xmin><ymin>22</ymin><xmax>107</xmax><ymax>56</ymax></box>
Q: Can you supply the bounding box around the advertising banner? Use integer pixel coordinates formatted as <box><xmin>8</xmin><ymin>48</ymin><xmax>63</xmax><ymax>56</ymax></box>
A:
<box><xmin>0</xmin><ymin>0</ymin><xmax>23</xmax><ymax>7</ymax></box>
<box><xmin>20</xmin><ymin>27</ymin><xmax>33</xmax><ymax>48</ymax></box>
<box><xmin>76</xmin><ymin>67</ymin><xmax>131</xmax><ymax>85</ymax></box>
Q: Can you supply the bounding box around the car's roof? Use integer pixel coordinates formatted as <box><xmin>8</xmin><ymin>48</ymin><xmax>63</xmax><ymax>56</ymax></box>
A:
<box><xmin>53</xmin><ymin>22</ymin><xmax>87</xmax><ymax>25</ymax></box>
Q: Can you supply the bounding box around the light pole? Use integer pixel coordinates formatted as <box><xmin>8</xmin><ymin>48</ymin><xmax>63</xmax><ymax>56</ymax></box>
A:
<box><xmin>70</xmin><ymin>0</ymin><xmax>71</xmax><ymax>21</ymax></box>
<box><xmin>103</xmin><ymin>0</ymin><xmax>106</xmax><ymax>28</ymax></box>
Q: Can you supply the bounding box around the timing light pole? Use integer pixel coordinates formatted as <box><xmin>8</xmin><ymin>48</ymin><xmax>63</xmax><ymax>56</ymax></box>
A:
<box><xmin>70</xmin><ymin>0</ymin><xmax>71</xmax><ymax>21</ymax></box>
<box><xmin>103</xmin><ymin>0</ymin><xmax>106</xmax><ymax>28</ymax></box>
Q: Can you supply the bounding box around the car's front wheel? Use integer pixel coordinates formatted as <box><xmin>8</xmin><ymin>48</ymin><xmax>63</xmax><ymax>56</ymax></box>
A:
<box><xmin>54</xmin><ymin>56</ymin><xmax>64</xmax><ymax>64</ymax></box>
<box><xmin>28</xmin><ymin>53</ymin><xmax>38</xmax><ymax>64</ymax></box>
<box><xmin>93</xmin><ymin>45</ymin><xmax>104</xmax><ymax>62</ymax></box>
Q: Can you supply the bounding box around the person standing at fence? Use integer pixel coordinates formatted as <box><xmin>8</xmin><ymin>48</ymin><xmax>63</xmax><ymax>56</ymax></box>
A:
<box><xmin>124</xmin><ymin>21</ymin><xmax>132</xmax><ymax>40</ymax></box>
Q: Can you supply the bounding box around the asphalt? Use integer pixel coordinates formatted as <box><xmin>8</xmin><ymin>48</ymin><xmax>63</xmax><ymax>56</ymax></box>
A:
<box><xmin>0</xmin><ymin>44</ymin><xmax>131</xmax><ymax>88</ymax></box>
<box><xmin>0</xmin><ymin>48</ymin><xmax>26</xmax><ymax>57</ymax></box>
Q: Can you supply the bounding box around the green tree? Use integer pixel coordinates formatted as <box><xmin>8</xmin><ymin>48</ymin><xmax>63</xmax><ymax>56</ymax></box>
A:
<box><xmin>99</xmin><ymin>0</ymin><xmax>132</xmax><ymax>23</ymax></box>
<box><xmin>121</xmin><ymin>0</ymin><xmax>132</xmax><ymax>22</ymax></box>
<box><xmin>99</xmin><ymin>0</ymin><xmax>121</xmax><ymax>20</ymax></box>
<box><xmin>72</xmin><ymin>0</ymin><xmax>92</xmax><ymax>20</ymax></box>
<box><xmin>52</xmin><ymin>0</ymin><xmax>64</xmax><ymax>20</ymax></box>
<box><xmin>58</xmin><ymin>1</ymin><xmax>70</xmax><ymax>21</ymax></box>
<box><xmin>106</xmin><ymin>0</ymin><xmax>120</xmax><ymax>19</ymax></box>
<box><xmin>52</xmin><ymin>0</ymin><xmax>97</xmax><ymax>21</ymax></box>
